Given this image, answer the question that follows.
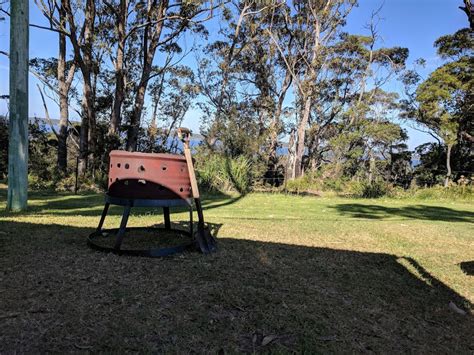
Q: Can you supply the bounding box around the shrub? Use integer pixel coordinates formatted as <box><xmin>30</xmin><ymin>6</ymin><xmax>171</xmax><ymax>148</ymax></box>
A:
<box><xmin>284</xmin><ymin>176</ymin><xmax>311</xmax><ymax>194</ymax></box>
<box><xmin>346</xmin><ymin>180</ymin><xmax>392</xmax><ymax>198</ymax></box>
<box><xmin>196</xmin><ymin>153</ymin><xmax>253</xmax><ymax>194</ymax></box>
<box><xmin>55</xmin><ymin>175</ymin><xmax>77</xmax><ymax>192</ymax></box>
<box><xmin>361</xmin><ymin>181</ymin><xmax>391</xmax><ymax>198</ymax></box>
<box><xmin>322</xmin><ymin>178</ymin><xmax>346</xmax><ymax>192</ymax></box>
<box><xmin>225</xmin><ymin>156</ymin><xmax>253</xmax><ymax>194</ymax></box>
<box><xmin>412</xmin><ymin>185</ymin><xmax>473</xmax><ymax>201</ymax></box>
<box><xmin>284</xmin><ymin>173</ymin><xmax>323</xmax><ymax>194</ymax></box>
<box><xmin>28</xmin><ymin>174</ymin><xmax>54</xmax><ymax>190</ymax></box>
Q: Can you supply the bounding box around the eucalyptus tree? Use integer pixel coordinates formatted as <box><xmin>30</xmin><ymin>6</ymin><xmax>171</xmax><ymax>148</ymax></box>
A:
<box><xmin>235</xmin><ymin>4</ymin><xmax>294</xmax><ymax>175</ymax></box>
<box><xmin>459</xmin><ymin>0</ymin><xmax>473</xmax><ymax>29</ymax></box>
<box><xmin>403</xmin><ymin>28</ymin><xmax>473</xmax><ymax>186</ymax></box>
<box><xmin>197</xmin><ymin>0</ymin><xmax>284</xmax><ymax>159</ymax></box>
<box><xmin>56</xmin><ymin>2</ymin><xmax>76</xmax><ymax>174</ymax></box>
<box><xmin>35</xmin><ymin>0</ymin><xmax>98</xmax><ymax>175</ymax></box>
<box><xmin>303</xmin><ymin>25</ymin><xmax>407</xmax><ymax>178</ymax></box>
<box><xmin>125</xmin><ymin>0</ymin><xmax>217</xmax><ymax>151</ymax></box>
<box><xmin>13</xmin><ymin>1</ymin><xmax>77</xmax><ymax>175</ymax></box>
<box><xmin>267</xmin><ymin>0</ymin><xmax>357</xmax><ymax>178</ymax></box>
<box><xmin>144</xmin><ymin>64</ymin><xmax>199</xmax><ymax>153</ymax></box>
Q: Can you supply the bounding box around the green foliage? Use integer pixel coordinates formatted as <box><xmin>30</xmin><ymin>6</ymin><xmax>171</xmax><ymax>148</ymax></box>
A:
<box><xmin>413</xmin><ymin>143</ymin><xmax>446</xmax><ymax>187</ymax></box>
<box><xmin>54</xmin><ymin>175</ymin><xmax>77</xmax><ymax>192</ymax></box>
<box><xmin>345</xmin><ymin>180</ymin><xmax>392</xmax><ymax>198</ymax></box>
<box><xmin>196</xmin><ymin>153</ymin><xmax>253</xmax><ymax>194</ymax></box>
<box><xmin>28</xmin><ymin>120</ymin><xmax>57</xmax><ymax>183</ymax></box>
<box><xmin>360</xmin><ymin>181</ymin><xmax>391</xmax><ymax>198</ymax></box>
<box><xmin>396</xmin><ymin>185</ymin><xmax>474</xmax><ymax>202</ymax></box>
<box><xmin>284</xmin><ymin>172</ymin><xmax>349</xmax><ymax>194</ymax></box>
<box><xmin>387</xmin><ymin>147</ymin><xmax>413</xmax><ymax>188</ymax></box>
<box><xmin>434</xmin><ymin>28</ymin><xmax>473</xmax><ymax>59</ymax></box>
<box><xmin>400</xmin><ymin>28</ymin><xmax>473</xmax><ymax>188</ymax></box>
<box><xmin>416</xmin><ymin>62</ymin><xmax>463</xmax><ymax>145</ymax></box>
<box><xmin>284</xmin><ymin>175</ymin><xmax>320</xmax><ymax>194</ymax></box>
<box><xmin>28</xmin><ymin>174</ymin><xmax>54</xmax><ymax>191</ymax></box>
<box><xmin>226</xmin><ymin>156</ymin><xmax>254</xmax><ymax>194</ymax></box>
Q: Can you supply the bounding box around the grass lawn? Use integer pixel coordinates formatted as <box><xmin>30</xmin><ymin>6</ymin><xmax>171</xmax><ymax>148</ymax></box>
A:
<box><xmin>0</xmin><ymin>185</ymin><xmax>473</xmax><ymax>352</ymax></box>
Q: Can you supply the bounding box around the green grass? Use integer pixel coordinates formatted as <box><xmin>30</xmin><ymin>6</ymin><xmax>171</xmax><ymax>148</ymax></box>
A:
<box><xmin>0</xmin><ymin>185</ymin><xmax>473</xmax><ymax>352</ymax></box>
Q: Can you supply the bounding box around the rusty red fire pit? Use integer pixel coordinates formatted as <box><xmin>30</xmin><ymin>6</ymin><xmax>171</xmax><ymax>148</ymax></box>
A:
<box><xmin>88</xmin><ymin>129</ymin><xmax>217</xmax><ymax>257</ymax></box>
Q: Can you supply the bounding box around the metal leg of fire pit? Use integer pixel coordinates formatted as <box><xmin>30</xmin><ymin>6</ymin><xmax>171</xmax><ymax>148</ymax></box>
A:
<box><xmin>96</xmin><ymin>202</ymin><xmax>110</xmax><ymax>231</ymax></box>
<box><xmin>163</xmin><ymin>207</ymin><xmax>171</xmax><ymax>230</ymax></box>
<box><xmin>114</xmin><ymin>204</ymin><xmax>132</xmax><ymax>250</ymax></box>
<box><xmin>88</xmin><ymin>195</ymin><xmax>197</xmax><ymax>257</ymax></box>
<box><xmin>189</xmin><ymin>206</ymin><xmax>193</xmax><ymax>236</ymax></box>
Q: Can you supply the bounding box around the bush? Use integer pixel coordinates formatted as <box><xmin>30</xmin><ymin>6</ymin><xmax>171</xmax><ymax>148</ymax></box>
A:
<box><xmin>225</xmin><ymin>156</ymin><xmax>253</xmax><ymax>194</ymax></box>
<box><xmin>361</xmin><ymin>181</ymin><xmax>391</xmax><ymax>198</ymax></box>
<box><xmin>284</xmin><ymin>176</ymin><xmax>311</xmax><ymax>194</ymax></box>
<box><xmin>346</xmin><ymin>180</ymin><xmax>392</xmax><ymax>198</ymax></box>
<box><xmin>196</xmin><ymin>153</ymin><xmax>253</xmax><ymax>194</ymax></box>
<box><xmin>55</xmin><ymin>175</ymin><xmax>77</xmax><ymax>192</ymax></box>
<box><xmin>28</xmin><ymin>174</ymin><xmax>54</xmax><ymax>190</ymax></box>
<box><xmin>322</xmin><ymin>178</ymin><xmax>346</xmax><ymax>192</ymax></box>
<box><xmin>411</xmin><ymin>185</ymin><xmax>473</xmax><ymax>201</ymax></box>
<box><xmin>284</xmin><ymin>173</ymin><xmax>324</xmax><ymax>194</ymax></box>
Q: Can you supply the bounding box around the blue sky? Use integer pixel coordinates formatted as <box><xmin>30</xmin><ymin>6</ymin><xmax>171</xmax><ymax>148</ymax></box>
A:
<box><xmin>0</xmin><ymin>0</ymin><xmax>469</xmax><ymax>149</ymax></box>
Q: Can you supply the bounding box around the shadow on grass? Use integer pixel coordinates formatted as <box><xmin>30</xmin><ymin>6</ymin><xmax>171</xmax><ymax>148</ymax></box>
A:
<box><xmin>0</xmin><ymin>220</ymin><xmax>472</xmax><ymax>353</ymax></box>
<box><xmin>0</xmin><ymin>189</ymin><xmax>243</xmax><ymax>218</ymax></box>
<box><xmin>460</xmin><ymin>261</ymin><xmax>474</xmax><ymax>276</ymax></box>
<box><xmin>332</xmin><ymin>203</ymin><xmax>474</xmax><ymax>223</ymax></box>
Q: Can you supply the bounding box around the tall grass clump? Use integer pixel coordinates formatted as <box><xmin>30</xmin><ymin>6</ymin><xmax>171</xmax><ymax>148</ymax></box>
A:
<box><xmin>196</xmin><ymin>153</ymin><xmax>253</xmax><ymax>194</ymax></box>
<box><xmin>404</xmin><ymin>184</ymin><xmax>473</xmax><ymax>201</ymax></box>
<box><xmin>346</xmin><ymin>180</ymin><xmax>392</xmax><ymax>198</ymax></box>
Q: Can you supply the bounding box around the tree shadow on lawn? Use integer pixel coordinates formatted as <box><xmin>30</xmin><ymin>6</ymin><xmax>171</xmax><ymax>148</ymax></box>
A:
<box><xmin>0</xmin><ymin>220</ymin><xmax>472</xmax><ymax>353</ymax></box>
<box><xmin>0</xmin><ymin>190</ymin><xmax>243</xmax><ymax>218</ymax></box>
<box><xmin>333</xmin><ymin>203</ymin><xmax>474</xmax><ymax>223</ymax></box>
<box><xmin>460</xmin><ymin>261</ymin><xmax>474</xmax><ymax>276</ymax></box>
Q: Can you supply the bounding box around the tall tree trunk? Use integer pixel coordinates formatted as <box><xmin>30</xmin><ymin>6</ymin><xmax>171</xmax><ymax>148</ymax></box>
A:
<box><xmin>368</xmin><ymin>148</ymin><xmax>375</xmax><ymax>184</ymax></box>
<box><xmin>57</xmin><ymin>27</ymin><xmax>68</xmax><ymax>174</ymax></box>
<box><xmin>88</xmin><ymin>68</ymin><xmax>98</xmax><ymax>174</ymax></box>
<box><xmin>309</xmin><ymin>134</ymin><xmax>320</xmax><ymax>170</ymax></box>
<box><xmin>127</xmin><ymin>0</ymin><xmax>168</xmax><ymax>151</ymax></box>
<box><xmin>286</xmin><ymin>128</ymin><xmax>296</xmax><ymax>181</ymax></box>
<box><xmin>57</xmin><ymin>3</ymin><xmax>75</xmax><ymax>174</ymax></box>
<box><xmin>294</xmin><ymin>95</ymin><xmax>311</xmax><ymax>178</ymax></box>
<box><xmin>268</xmin><ymin>70</ymin><xmax>292</xmax><ymax>165</ymax></box>
<box><xmin>77</xmin><ymin>80</ymin><xmax>95</xmax><ymax>176</ymax></box>
<box><xmin>78</xmin><ymin>96</ymin><xmax>89</xmax><ymax>176</ymax></box>
<box><xmin>109</xmin><ymin>0</ymin><xmax>127</xmax><ymax>140</ymax></box>
<box><xmin>444</xmin><ymin>143</ymin><xmax>453</xmax><ymax>187</ymax></box>
<box><xmin>77</xmin><ymin>0</ymin><xmax>96</xmax><ymax>175</ymax></box>
<box><xmin>64</xmin><ymin>0</ymin><xmax>96</xmax><ymax>176</ymax></box>
<box><xmin>293</xmin><ymin>14</ymin><xmax>320</xmax><ymax>179</ymax></box>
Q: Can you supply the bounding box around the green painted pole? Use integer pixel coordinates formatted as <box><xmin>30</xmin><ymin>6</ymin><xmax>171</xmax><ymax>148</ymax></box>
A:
<box><xmin>7</xmin><ymin>0</ymin><xmax>29</xmax><ymax>211</ymax></box>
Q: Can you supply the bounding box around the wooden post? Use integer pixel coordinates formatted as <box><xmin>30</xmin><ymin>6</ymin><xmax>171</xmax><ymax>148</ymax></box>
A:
<box><xmin>7</xmin><ymin>0</ymin><xmax>29</xmax><ymax>211</ymax></box>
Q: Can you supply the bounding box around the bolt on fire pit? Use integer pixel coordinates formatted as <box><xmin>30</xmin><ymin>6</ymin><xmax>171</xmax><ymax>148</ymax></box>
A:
<box><xmin>87</xmin><ymin>128</ymin><xmax>217</xmax><ymax>257</ymax></box>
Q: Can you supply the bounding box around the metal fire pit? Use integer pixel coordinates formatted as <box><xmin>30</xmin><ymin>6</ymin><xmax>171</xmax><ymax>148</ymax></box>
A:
<box><xmin>87</xmin><ymin>150</ymin><xmax>200</xmax><ymax>257</ymax></box>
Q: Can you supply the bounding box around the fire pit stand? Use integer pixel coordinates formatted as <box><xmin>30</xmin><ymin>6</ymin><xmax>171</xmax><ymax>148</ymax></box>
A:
<box><xmin>87</xmin><ymin>195</ymin><xmax>195</xmax><ymax>257</ymax></box>
<box><xmin>87</xmin><ymin>145</ymin><xmax>214</xmax><ymax>257</ymax></box>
